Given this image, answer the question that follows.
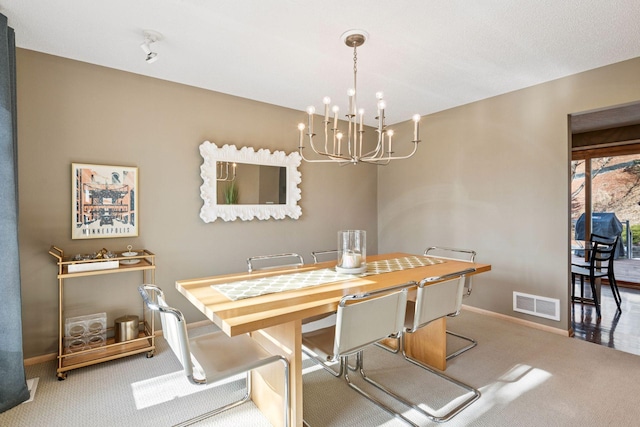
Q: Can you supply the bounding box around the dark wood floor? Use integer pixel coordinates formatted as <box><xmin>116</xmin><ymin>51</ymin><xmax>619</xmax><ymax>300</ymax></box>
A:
<box><xmin>571</xmin><ymin>282</ymin><xmax>640</xmax><ymax>356</ymax></box>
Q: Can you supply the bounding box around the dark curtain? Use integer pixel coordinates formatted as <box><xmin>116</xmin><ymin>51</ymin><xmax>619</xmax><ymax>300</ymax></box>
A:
<box><xmin>0</xmin><ymin>13</ymin><xmax>29</xmax><ymax>413</ymax></box>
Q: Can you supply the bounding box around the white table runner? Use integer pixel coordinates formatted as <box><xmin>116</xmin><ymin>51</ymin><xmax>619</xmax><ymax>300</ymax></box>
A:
<box><xmin>212</xmin><ymin>255</ymin><xmax>444</xmax><ymax>301</ymax></box>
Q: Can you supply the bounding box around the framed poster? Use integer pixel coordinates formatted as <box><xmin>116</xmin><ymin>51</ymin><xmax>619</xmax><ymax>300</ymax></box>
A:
<box><xmin>72</xmin><ymin>163</ymin><xmax>138</xmax><ymax>239</ymax></box>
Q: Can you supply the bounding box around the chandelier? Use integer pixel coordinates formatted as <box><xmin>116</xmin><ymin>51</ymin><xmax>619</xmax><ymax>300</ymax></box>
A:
<box><xmin>297</xmin><ymin>30</ymin><xmax>421</xmax><ymax>165</ymax></box>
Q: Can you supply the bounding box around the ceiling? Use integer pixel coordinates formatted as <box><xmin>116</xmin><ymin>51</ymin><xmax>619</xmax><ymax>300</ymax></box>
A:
<box><xmin>3</xmin><ymin>0</ymin><xmax>640</xmax><ymax>126</ymax></box>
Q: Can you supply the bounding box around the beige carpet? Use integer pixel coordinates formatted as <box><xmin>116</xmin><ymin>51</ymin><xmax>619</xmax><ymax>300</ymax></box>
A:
<box><xmin>2</xmin><ymin>310</ymin><xmax>639</xmax><ymax>426</ymax></box>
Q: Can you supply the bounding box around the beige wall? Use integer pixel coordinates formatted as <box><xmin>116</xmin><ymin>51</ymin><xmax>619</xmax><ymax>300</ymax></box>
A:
<box><xmin>17</xmin><ymin>47</ymin><xmax>640</xmax><ymax>358</ymax></box>
<box><xmin>378</xmin><ymin>57</ymin><xmax>640</xmax><ymax>329</ymax></box>
<box><xmin>16</xmin><ymin>49</ymin><xmax>378</xmax><ymax>358</ymax></box>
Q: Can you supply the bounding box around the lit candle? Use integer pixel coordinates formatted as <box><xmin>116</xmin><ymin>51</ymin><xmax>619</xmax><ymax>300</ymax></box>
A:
<box><xmin>412</xmin><ymin>114</ymin><xmax>421</xmax><ymax>141</ymax></box>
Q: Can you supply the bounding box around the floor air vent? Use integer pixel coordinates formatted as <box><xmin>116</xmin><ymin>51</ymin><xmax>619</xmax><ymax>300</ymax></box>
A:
<box><xmin>513</xmin><ymin>292</ymin><xmax>560</xmax><ymax>321</ymax></box>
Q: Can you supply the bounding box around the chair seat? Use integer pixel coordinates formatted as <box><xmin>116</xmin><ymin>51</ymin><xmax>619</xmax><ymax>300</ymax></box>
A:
<box><xmin>571</xmin><ymin>260</ymin><xmax>589</xmax><ymax>268</ymax></box>
<box><xmin>189</xmin><ymin>331</ymin><xmax>282</xmax><ymax>383</ymax></box>
<box><xmin>301</xmin><ymin>325</ymin><xmax>337</xmax><ymax>362</ymax></box>
<box><xmin>571</xmin><ymin>265</ymin><xmax>609</xmax><ymax>278</ymax></box>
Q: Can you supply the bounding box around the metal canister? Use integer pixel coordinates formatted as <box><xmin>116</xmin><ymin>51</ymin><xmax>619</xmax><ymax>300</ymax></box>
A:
<box><xmin>114</xmin><ymin>315</ymin><xmax>139</xmax><ymax>342</ymax></box>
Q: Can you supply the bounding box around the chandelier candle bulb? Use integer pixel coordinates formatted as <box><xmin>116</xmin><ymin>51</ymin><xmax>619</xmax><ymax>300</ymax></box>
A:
<box><xmin>413</xmin><ymin>114</ymin><xmax>421</xmax><ymax>141</ymax></box>
<box><xmin>358</xmin><ymin>109</ymin><xmax>364</xmax><ymax>131</ymax></box>
<box><xmin>348</xmin><ymin>88</ymin><xmax>355</xmax><ymax>116</ymax></box>
<box><xmin>323</xmin><ymin>97</ymin><xmax>331</xmax><ymax>122</ymax></box>
<box><xmin>298</xmin><ymin>123</ymin><xmax>305</xmax><ymax>147</ymax></box>
<box><xmin>307</xmin><ymin>106</ymin><xmax>315</xmax><ymax>134</ymax></box>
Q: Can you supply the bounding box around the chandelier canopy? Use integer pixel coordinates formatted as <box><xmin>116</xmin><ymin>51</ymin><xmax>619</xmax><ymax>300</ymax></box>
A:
<box><xmin>297</xmin><ymin>30</ymin><xmax>421</xmax><ymax>165</ymax></box>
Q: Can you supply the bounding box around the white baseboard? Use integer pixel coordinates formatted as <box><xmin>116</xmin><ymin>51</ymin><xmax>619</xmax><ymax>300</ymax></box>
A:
<box><xmin>26</xmin><ymin>311</ymin><xmax>569</xmax><ymax>365</ymax></box>
<box><xmin>462</xmin><ymin>304</ymin><xmax>571</xmax><ymax>336</ymax></box>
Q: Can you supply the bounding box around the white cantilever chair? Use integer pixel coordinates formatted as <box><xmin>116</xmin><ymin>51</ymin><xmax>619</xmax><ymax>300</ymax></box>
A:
<box><xmin>247</xmin><ymin>253</ymin><xmax>304</xmax><ymax>272</ymax></box>
<box><xmin>302</xmin><ymin>283</ymin><xmax>420</xmax><ymax>426</ymax></box>
<box><xmin>138</xmin><ymin>285</ymin><xmax>290</xmax><ymax>427</ymax></box>
<box><xmin>424</xmin><ymin>246</ymin><xmax>478</xmax><ymax>360</ymax></box>
<box><xmin>398</xmin><ymin>270</ymin><xmax>481</xmax><ymax>422</ymax></box>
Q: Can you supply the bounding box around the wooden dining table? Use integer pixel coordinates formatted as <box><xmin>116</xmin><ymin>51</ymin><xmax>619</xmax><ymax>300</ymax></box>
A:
<box><xmin>175</xmin><ymin>252</ymin><xmax>491</xmax><ymax>427</ymax></box>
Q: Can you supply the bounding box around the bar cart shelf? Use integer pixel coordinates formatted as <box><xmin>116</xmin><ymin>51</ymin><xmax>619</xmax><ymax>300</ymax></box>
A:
<box><xmin>49</xmin><ymin>246</ymin><xmax>156</xmax><ymax>380</ymax></box>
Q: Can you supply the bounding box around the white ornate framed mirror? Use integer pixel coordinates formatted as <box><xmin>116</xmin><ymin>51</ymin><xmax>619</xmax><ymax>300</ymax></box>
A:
<box><xmin>199</xmin><ymin>141</ymin><xmax>302</xmax><ymax>222</ymax></box>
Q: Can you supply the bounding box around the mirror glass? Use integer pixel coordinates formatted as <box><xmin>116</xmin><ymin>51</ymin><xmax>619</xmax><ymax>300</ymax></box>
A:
<box><xmin>199</xmin><ymin>141</ymin><xmax>302</xmax><ymax>222</ymax></box>
<box><xmin>216</xmin><ymin>163</ymin><xmax>287</xmax><ymax>205</ymax></box>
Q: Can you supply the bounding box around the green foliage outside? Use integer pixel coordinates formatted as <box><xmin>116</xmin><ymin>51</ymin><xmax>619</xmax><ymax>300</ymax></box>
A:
<box><xmin>630</xmin><ymin>224</ymin><xmax>640</xmax><ymax>245</ymax></box>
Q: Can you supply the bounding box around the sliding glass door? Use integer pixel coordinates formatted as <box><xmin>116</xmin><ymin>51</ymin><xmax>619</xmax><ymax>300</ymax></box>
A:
<box><xmin>571</xmin><ymin>149</ymin><xmax>640</xmax><ymax>284</ymax></box>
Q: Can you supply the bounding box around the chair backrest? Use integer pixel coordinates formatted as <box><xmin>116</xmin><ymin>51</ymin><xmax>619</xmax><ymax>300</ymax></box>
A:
<box><xmin>247</xmin><ymin>253</ymin><xmax>304</xmax><ymax>272</ymax></box>
<box><xmin>138</xmin><ymin>285</ymin><xmax>202</xmax><ymax>382</ymax></box>
<box><xmin>589</xmin><ymin>237</ymin><xmax>617</xmax><ymax>271</ymax></box>
<box><xmin>333</xmin><ymin>283</ymin><xmax>411</xmax><ymax>357</ymax></box>
<box><xmin>311</xmin><ymin>249</ymin><xmax>338</xmax><ymax>264</ymax></box>
<box><xmin>424</xmin><ymin>246</ymin><xmax>477</xmax><ymax>296</ymax></box>
<box><xmin>408</xmin><ymin>269</ymin><xmax>475</xmax><ymax>332</ymax></box>
<box><xmin>424</xmin><ymin>246</ymin><xmax>476</xmax><ymax>262</ymax></box>
<box><xmin>590</xmin><ymin>233</ymin><xmax>615</xmax><ymax>245</ymax></box>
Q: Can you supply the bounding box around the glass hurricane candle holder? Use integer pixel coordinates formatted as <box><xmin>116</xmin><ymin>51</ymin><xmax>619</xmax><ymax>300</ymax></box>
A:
<box><xmin>336</xmin><ymin>230</ymin><xmax>366</xmax><ymax>273</ymax></box>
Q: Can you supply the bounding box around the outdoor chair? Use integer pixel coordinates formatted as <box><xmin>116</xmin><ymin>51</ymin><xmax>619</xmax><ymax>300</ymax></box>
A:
<box><xmin>571</xmin><ymin>234</ymin><xmax>621</xmax><ymax>316</ymax></box>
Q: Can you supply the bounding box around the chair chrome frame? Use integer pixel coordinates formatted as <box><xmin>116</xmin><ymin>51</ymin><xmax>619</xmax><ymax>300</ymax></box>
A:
<box><xmin>302</xmin><ymin>283</ymin><xmax>420</xmax><ymax>426</ymax></box>
<box><xmin>304</xmin><ymin>249</ymin><xmax>349</xmax><ymax>376</ymax></box>
<box><xmin>247</xmin><ymin>253</ymin><xmax>304</xmax><ymax>272</ymax></box>
<box><xmin>388</xmin><ymin>270</ymin><xmax>481</xmax><ymax>422</ymax></box>
<box><xmin>425</xmin><ymin>246</ymin><xmax>478</xmax><ymax>360</ymax></box>
<box><xmin>138</xmin><ymin>285</ymin><xmax>290</xmax><ymax>427</ymax></box>
<box><xmin>310</xmin><ymin>249</ymin><xmax>338</xmax><ymax>264</ymax></box>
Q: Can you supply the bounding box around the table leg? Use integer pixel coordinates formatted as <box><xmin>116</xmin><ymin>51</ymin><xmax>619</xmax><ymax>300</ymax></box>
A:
<box><xmin>403</xmin><ymin>317</ymin><xmax>447</xmax><ymax>371</ymax></box>
<box><xmin>251</xmin><ymin>320</ymin><xmax>303</xmax><ymax>427</ymax></box>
